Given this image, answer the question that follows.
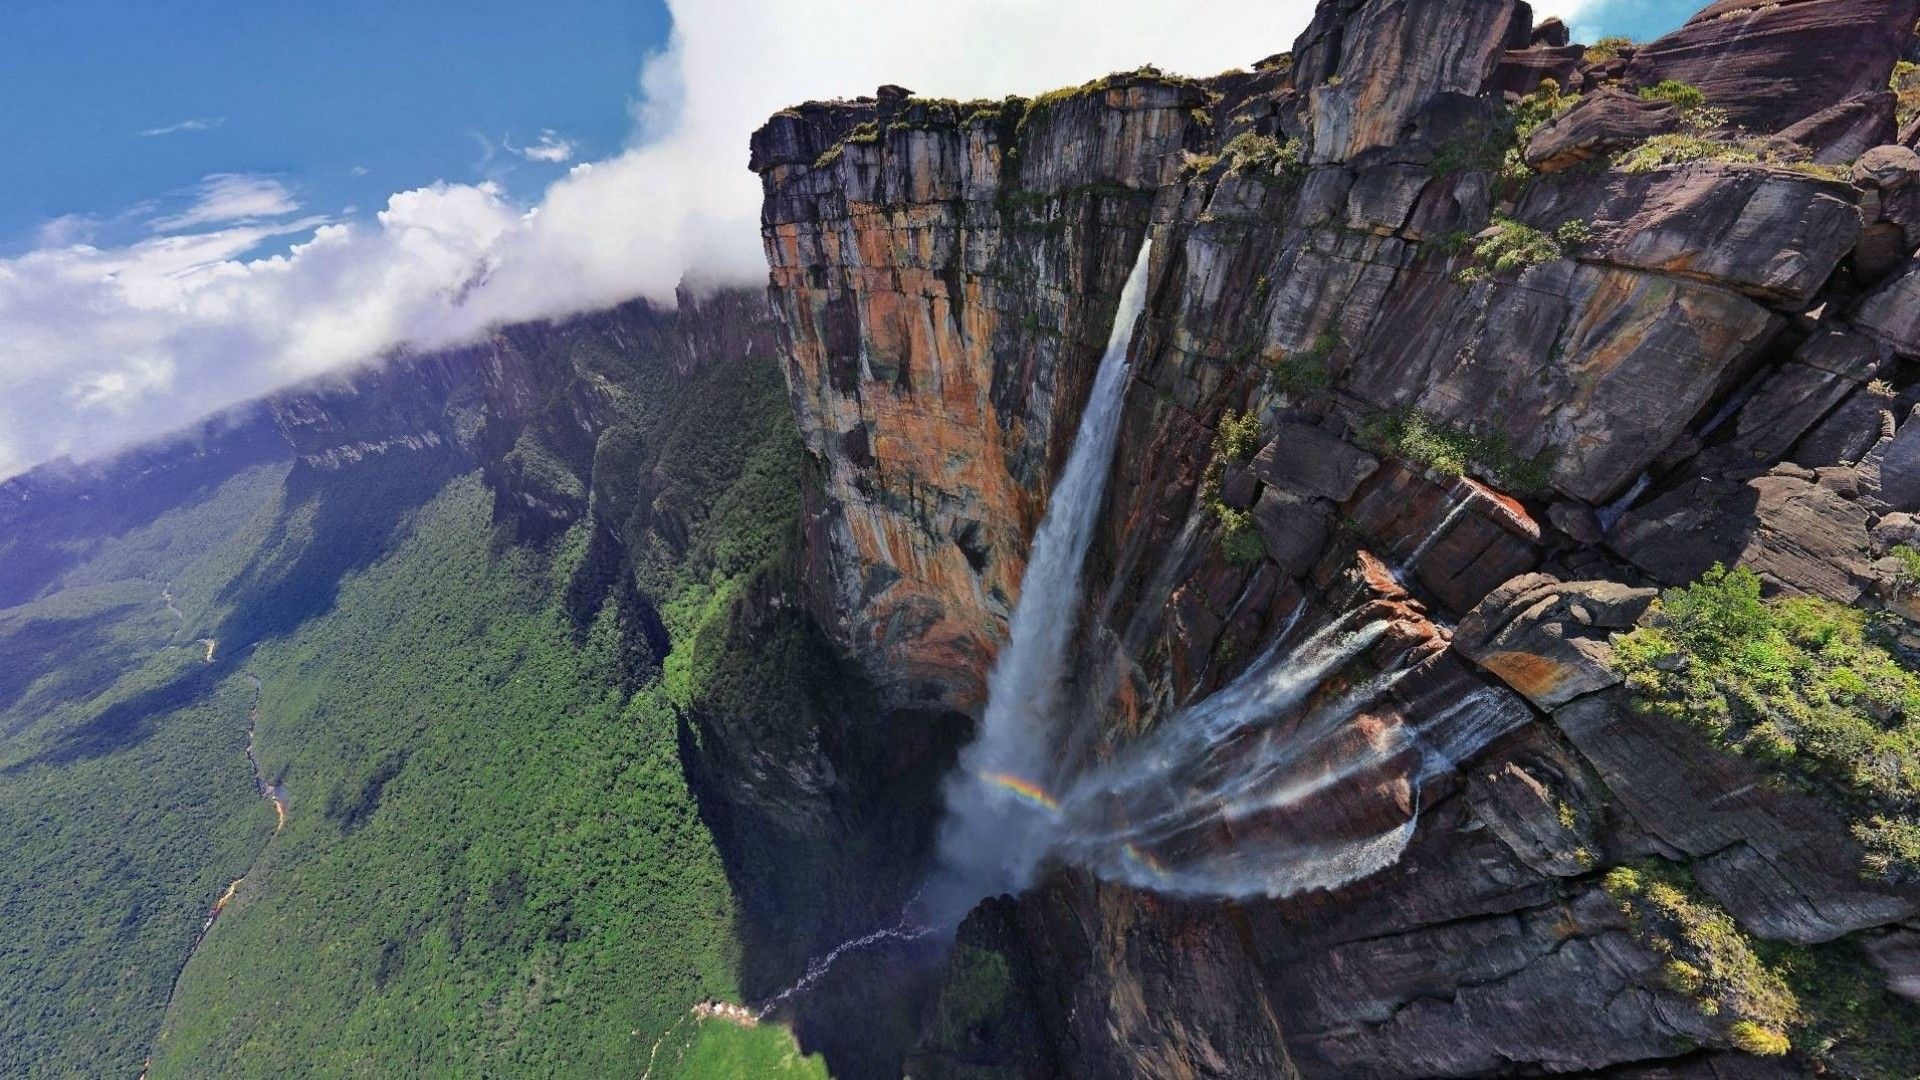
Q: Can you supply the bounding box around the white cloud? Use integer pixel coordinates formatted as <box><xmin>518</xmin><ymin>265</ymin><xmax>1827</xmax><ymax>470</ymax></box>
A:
<box><xmin>148</xmin><ymin>173</ymin><xmax>302</xmax><ymax>233</ymax></box>
<box><xmin>349</xmin><ymin>165</ymin><xmax>370</xmax><ymax>177</ymax></box>
<box><xmin>513</xmin><ymin>130</ymin><xmax>576</xmax><ymax>163</ymax></box>
<box><xmin>139</xmin><ymin>116</ymin><xmax>226</xmax><ymax>137</ymax></box>
<box><xmin>0</xmin><ymin>0</ymin><xmax>1317</xmax><ymax>478</ymax></box>
<box><xmin>34</xmin><ymin>214</ymin><xmax>101</xmax><ymax>247</ymax></box>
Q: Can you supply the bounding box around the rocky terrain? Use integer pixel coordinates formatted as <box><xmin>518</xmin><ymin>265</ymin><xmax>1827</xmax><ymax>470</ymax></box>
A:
<box><xmin>750</xmin><ymin>0</ymin><xmax>1920</xmax><ymax>1074</ymax></box>
<box><xmin>17</xmin><ymin>0</ymin><xmax>1920</xmax><ymax>1076</ymax></box>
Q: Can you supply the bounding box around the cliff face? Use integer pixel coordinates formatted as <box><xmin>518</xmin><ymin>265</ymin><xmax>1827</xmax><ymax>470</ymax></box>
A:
<box><xmin>256</xmin><ymin>288</ymin><xmax>952</xmax><ymax>1067</ymax></box>
<box><xmin>754</xmin><ymin>78</ymin><xmax>1199</xmax><ymax>712</ymax></box>
<box><xmin>755</xmin><ymin>0</ymin><xmax>1920</xmax><ymax>1074</ymax></box>
<box><xmin>263</xmin><ymin>297</ymin><xmax>778</xmax><ymax>537</ymax></box>
<box><xmin>4</xmin><ymin>277</ymin><xmax>959</xmax><ymax>1075</ymax></box>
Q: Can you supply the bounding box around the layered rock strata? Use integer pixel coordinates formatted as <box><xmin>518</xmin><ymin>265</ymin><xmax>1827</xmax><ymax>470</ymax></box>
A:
<box><xmin>756</xmin><ymin>0</ymin><xmax>1920</xmax><ymax>1074</ymax></box>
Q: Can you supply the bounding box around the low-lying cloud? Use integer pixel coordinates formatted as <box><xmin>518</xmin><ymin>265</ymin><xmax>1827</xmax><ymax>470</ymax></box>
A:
<box><xmin>0</xmin><ymin>0</ymin><xmax>1583</xmax><ymax>479</ymax></box>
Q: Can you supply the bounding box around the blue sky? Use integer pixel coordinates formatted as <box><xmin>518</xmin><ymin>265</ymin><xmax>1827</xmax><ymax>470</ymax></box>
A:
<box><xmin>0</xmin><ymin>0</ymin><xmax>1683</xmax><ymax>256</ymax></box>
<box><xmin>0</xmin><ymin>0</ymin><xmax>671</xmax><ymax>251</ymax></box>
<box><xmin>0</xmin><ymin>0</ymin><xmax>1688</xmax><ymax>478</ymax></box>
<box><xmin>1560</xmin><ymin>0</ymin><xmax>1692</xmax><ymax>43</ymax></box>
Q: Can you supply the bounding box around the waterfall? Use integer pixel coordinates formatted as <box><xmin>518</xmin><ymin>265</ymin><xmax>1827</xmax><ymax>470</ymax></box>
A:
<box><xmin>765</xmin><ymin>237</ymin><xmax>1540</xmax><ymax>1015</ymax></box>
<box><xmin>911</xmin><ymin>230</ymin><xmax>1532</xmax><ymax>925</ymax></box>
<box><xmin>1394</xmin><ymin>487</ymin><xmax>1470</xmax><ymax>584</ymax></box>
<box><xmin>1043</xmin><ymin>650</ymin><xmax>1529</xmax><ymax>901</ymax></box>
<box><xmin>921</xmin><ymin>237</ymin><xmax>1155</xmax><ymax>926</ymax></box>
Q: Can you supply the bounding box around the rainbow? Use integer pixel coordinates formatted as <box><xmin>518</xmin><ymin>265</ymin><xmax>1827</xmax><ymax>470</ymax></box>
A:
<box><xmin>1122</xmin><ymin>843</ymin><xmax>1168</xmax><ymax>878</ymax></box>
<box><xmin>979</xmin><ymin>771</ymin><xmax>1059</xmax><ymax>812</ymax></box>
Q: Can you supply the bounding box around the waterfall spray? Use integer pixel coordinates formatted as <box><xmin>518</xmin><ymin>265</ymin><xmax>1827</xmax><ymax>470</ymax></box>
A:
<box><xmin>758</xmin><ymin>245</ymin><xmax>1541</xmax><ymax>1018</ymax></box>
<box><xmin>921</xmin><ymin>237</ymin><xmax>1155</xmax><ymax>925</ymax></box>
<box><xmin>911</xmin><ymin>231</ymin><xmax>1537</xmax><ymax>926</ymax></box>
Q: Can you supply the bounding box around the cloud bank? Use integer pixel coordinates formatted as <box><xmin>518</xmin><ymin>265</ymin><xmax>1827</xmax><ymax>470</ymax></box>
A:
<box><xmin>0</xmin><ymin>0</ymin><xmax>1592</xmax><ymax>478</ymax></box>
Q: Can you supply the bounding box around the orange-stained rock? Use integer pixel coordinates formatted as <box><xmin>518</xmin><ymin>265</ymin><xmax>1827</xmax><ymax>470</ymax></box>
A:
<box><xmin>753</xmin><ymin>74</ymin><xmax>1202</xmax><ymax>709</ymax></box>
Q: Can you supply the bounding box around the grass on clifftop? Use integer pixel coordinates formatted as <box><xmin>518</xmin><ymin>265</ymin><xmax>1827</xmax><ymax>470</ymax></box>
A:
<box><xmin>1613</xmin><ymin>565</ymin><xmax>1920</xmax><ymax>886</ymax></box>
<box><xmin>1604</xmin><ymin>863</ymin><xmax>1799</xmax><ymax>1052</ymax></box>
<box><xmin>1614</xmin><ymin>132</ymin><xmax>1850</xmax><ymax>180</ymax></box>
<box><xmin>1358</xmin><ymin>408</ymin><xmax>1555</xmax><ymax>495</ymax></box>
<box><xmin>1603</xmin><ymin>860</ymin><xmax>1920</xmax><ymax>1074</ymax></box>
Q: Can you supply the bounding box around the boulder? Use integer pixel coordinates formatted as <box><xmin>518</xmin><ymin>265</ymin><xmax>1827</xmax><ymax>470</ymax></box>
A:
<box><xmin>1517</xmin><ymin>162</ymin><xmax>1862</xmax><ymax>303</ymax></box>
<box><xmin>1855</xmin><ymin>144</ymin><xmax>1920</xmax><ymax>191</ymax></box>
<box><xmin>1530</xmin><ymin>16</ymin><xmax>1570</xmax><ymax>48</ymax></box>
<box><xmin>1365</xmin><ymin>261</ymin><xmax>1781</xmax><ymax>504</ymax></box>
<box><xmin>1626</xmin><ymin>0</ymin><xmax>1920</xmax><ymax>136</ymax></box>
<box><xmin>1218</xmin><ymin>463</ymin><xmax>1259</xmax><ymax>509</ymax></box>
<box><xmin>1853</xmin><ymin>146</ymin><xmax>1920</xmax><ymax>277</ymax></box>
<box><xmin>1872</xmin><ymin>510</ymin><xmax>1920</xmax><ymax>549</ymax></box>
<box><xmin>1486</xmin><ymin>44</ymin><xmax>1585</xmax><ymax>98</ymax></box>
<box><xmin>1524</xmin><ymin>88</ymin><xmax>1679</xmax><ymax>173</ymax></box>
<box><xmin>1609</xmin><ymin>468</ymin><xmax>1873</xmax><ymax>603</ymax></box>
<box><xmin>1249</xmin><ymin>422</ymin><xmax>1380</xmax><ymax>501</ymax></box>
<box><xmin>1454</xmin><ymin>573</ymin><xmax>1655</xmax><ymax>710</ymax></box>
<box><xmin>1548</xmin><ymin>499</ymin><xmax>1603</xmax><ymax>543</ymax></box>
<box><xmin>1251</xmin><ymin>487</ymin><xmax>1334</xmax><ymax>575</ymax></box>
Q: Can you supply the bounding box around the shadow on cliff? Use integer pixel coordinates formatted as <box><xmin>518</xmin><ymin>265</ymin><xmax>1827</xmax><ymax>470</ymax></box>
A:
<box><xmin>672</xmin><ymin>608</ymin><xmax>969</xmax><ymax>1080</ymax></box>
<box><xmin>9</xmin><ymin>449</ymin><xmax>460</xmax><ymax>771</ymax></box>
<box><xmin>209</xmin><ymin>448</ymin><xmax>462</xmax><ymax>647</ymax></box>
<box><xmin>0</xmin><ymin>413</ymin><xmax>291</xmax><ymax>610</ymax></box>
<box><xmin>0</xmin><ymin>600</ymin><xmax>152</xmax><ymax>722</ymax></box>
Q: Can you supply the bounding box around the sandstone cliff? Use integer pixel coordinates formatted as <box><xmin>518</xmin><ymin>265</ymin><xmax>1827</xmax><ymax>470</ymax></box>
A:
<box><xmin>754</xmin><ymin>0</ymin><xmax>1920</xmax><ymax>1074</ymax></box>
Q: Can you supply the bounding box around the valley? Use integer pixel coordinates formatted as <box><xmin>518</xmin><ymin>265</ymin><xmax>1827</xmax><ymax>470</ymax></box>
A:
<box><xmin>7</xmin><ymin>0</ymin><xmax>1920</xmax><ymax>1077</ymax></box>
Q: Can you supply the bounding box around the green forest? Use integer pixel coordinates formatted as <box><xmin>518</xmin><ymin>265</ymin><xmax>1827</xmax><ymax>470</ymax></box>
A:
<box><xmin>0</xmin><ymin>323</ymin><xmax>834</xmax><ymax>1077</ymax></box>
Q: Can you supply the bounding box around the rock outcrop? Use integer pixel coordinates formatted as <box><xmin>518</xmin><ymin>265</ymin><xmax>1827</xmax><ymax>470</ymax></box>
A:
<box><xmin>754</xmin><ymin>75</ymin><xmax>1189</xmax><ymax>711</ymax></box>
<box><xmin>1626</xmin><ymin>0</ymin><xmax>1920</xmax><ymax>135</ymax></box>
<box><xmin>754</xmin><ymin>0</ymin><xmax>1920</xmax><ymax>1074</ymax></box>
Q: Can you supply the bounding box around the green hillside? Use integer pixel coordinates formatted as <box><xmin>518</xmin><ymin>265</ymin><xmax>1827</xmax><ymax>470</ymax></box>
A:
<box><xmin>1</xmin><ymin>319</ymin><xmax>838</xmax><ymax>1077</ymax></box>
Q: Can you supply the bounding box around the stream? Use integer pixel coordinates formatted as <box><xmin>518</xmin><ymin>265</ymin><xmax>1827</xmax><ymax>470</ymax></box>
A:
<box><xmin>141</xmin><ymin>671</ymin><xmax>285</xmax><ymax>1078</ymax></box>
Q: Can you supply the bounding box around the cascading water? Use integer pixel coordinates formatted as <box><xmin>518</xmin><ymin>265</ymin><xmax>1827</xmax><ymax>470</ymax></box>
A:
<box><xmin>757</xmin><ymin>233</ymin><xmax>1534</xmax><ymax>1014</ymax></box>
<box><xmin>918</xmin><ymin>236</ymin><xmax>1157</xmax><ymax>926</ymax></box>
<box><xmin>1394</xmin><ymin>486</ymin><xmax>1471</xmax><ymax>585</ymax></box>
<box><xmin>749</xmin><ymin>237</ymin><xmax>1158</xmax><ymax>1014</ymax></box>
